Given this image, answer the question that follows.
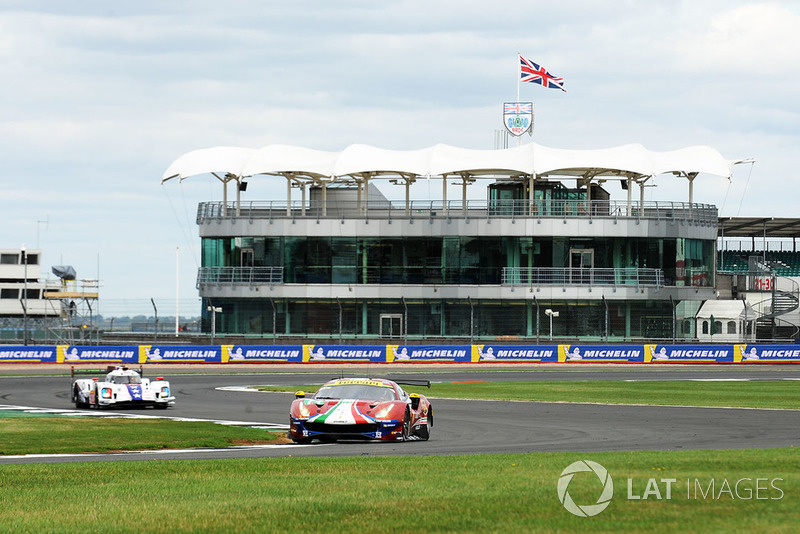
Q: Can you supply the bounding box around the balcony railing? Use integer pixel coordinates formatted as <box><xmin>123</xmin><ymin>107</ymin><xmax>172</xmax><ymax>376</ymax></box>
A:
<box><xmin>196</xmin><ymin>266</ymin><xmax>284</xmax><ymax>288</ymax></box>
<box><xmin>196</xmin><ymin>266</ymin><xmax>665</xmax><ymax>289</ymax></box>
<box><xmin>197</xmin><ymin>199</ymin><xmax>718</xmax><ymax>225</ymax></box>
<box><xmin>501</xmin><ymin>267</ymin><xmax>665</xmax><ymax>287</ymax></box>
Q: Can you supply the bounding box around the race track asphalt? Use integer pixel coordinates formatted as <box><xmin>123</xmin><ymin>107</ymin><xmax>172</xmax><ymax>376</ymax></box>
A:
<box><xmin>1</xmin><ymin>365</ymin><xmax>799</xmax><ymax>464</ymax></box>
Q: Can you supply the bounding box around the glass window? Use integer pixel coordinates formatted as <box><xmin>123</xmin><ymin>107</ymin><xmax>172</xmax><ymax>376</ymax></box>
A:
<box><xmin>727</xmin><ymin>321</ymin><xmax>737</xmax><ymax>334</ymax></box>
<box><xmin>0</xmin><ymin>254</ymin><xmax>18</xmax><ymax>265</ymax></box>
<box><xmin>1</xmin><ymin>288</ymin><xmax>19</xmax><ymax>299</ymax></box>
<box><xmin>331</xmin><ymin>238</ymin><xmax>357</xmax><ymax>284</ymax></box>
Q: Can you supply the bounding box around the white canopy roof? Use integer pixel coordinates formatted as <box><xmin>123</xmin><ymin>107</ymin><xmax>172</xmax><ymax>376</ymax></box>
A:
<box><xmin>696</xmin><ymin>299</ymin><xmax>755</xmax><ymax>320</ymax></box>
<box><xmin>161</xmin><ymin>142</ymin><xmax>744</xmax><ymax>184</ymax></box>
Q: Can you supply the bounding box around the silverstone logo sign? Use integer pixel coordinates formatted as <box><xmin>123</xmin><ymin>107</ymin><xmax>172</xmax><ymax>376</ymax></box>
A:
<box><xmin>503</xmin><ymin>102</ymin><xmax>533</xmax><ymax>136</ymax></box>
<box><xmin>557</xmin><ymin>460</ymin><xmax>614</xmax><ymax>517</ymax></box>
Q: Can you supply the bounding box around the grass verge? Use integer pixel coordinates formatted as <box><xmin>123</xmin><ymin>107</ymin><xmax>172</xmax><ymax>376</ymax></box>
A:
<box><xmin>258</xmin><ymin>380</ymin><xmax>800</xmax><ymax>409</ymax></box>
<box><xmin>0</xmin><ymin>449</ymin><xmax>797</xmax><ymax>533</ymax></box>
<box><xmin>0</xmin><ymin>417</ymin><xmax>281</xmax><ymax>455</ymax></box>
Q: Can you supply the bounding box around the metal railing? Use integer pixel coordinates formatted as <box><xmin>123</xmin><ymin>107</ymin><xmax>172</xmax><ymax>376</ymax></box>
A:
<box><xmin>197</xmin><ymin>199</ymin><xmax>718</xmax><ymax>225</ymax></box>
<box><xmin>196</xmin><ymin>266</ymin><xmax>665</xmax><ymax>288</ymax></box>
<box><xmin>196</xmin><ymin>266</ymin><xmax>284</xmax><ymax>288</ymax></box>
<box><xmin>501</xmin><ymin>267</ymin><xmax>665</xmax><ymax>287</ymax></box>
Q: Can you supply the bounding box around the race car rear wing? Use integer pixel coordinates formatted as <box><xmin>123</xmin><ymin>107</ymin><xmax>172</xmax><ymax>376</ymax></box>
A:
<box><xmin>71</xmin><ymin>366</ymin><xmax>144</xmax><ymax>377</ymax></box>
<box><xmin>392</xmin><ymin>379</ymin><xmax>431</xmax><ymax>389</ymax></box>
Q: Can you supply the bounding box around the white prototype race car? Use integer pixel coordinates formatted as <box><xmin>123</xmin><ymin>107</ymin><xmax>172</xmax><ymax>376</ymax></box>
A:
<box><xmin>71</xmin><ymin>366</ymin><xmax>175</xmax><ymax>409</ymax></box>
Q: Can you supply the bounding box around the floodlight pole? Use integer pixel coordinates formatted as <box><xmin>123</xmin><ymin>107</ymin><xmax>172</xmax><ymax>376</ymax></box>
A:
<box><xmin>21</xmin><ymin>244</ymin><xmax>28</xmax><ymax>346</ymax></box>
<box><xmin>151</xmin><ymin>298</ymin><xmax>158</xmax><ymax>345</ymax></box>
<box><xmin>545</xmin><ymin>309</ymin><xmax>559</xmax><ymax>339</ymax></box>
<box><xmin>207</xmin><ymin>305</ymin><xmax>222</xmax><ymax>343</ymax></box>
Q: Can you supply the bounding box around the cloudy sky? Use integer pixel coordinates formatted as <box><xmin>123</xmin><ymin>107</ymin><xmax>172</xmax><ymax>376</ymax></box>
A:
<box><xmin>1</xmin><ymin>1</ymin><xmax>798</xmax><ymax>316</ymax></box>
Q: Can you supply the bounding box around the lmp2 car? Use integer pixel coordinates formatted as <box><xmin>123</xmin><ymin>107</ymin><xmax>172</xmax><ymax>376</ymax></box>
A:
<box><xmin>71</xmin><ymin>366</ymin><xmax>175</xmax><ymax>409</ymax></box>
<box><xmin>288</xmin><ymin>377</ymin><xmax>433</xmax><ymax>443</ymax></box>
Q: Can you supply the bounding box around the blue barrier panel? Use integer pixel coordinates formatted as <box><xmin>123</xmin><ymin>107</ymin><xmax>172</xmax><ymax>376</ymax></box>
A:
<box><xmin>61</xmin><ymin>345</ymin><xmax>139</xmax><ymax>363</ymax></box>
<box><xmin>142</xmin><ymin>345</ymin><xmax>223</xmax><ymax>363</ymax></box>
<box><xmin>225</xmin><ymin>345</ymin><xmax>303</xmax><ymax>363</ymax></box>
<box><xmin>0</xmin><ymin>346</ymin><xmax>58</xmax><ymax>363</ymax></box>
<box><xmin>388</xmin><ymin>345</ymin><xmax>472</xmax><ymax>362</ymax></box>
<box><xmin>472</xmin><ymin>344</ymin><xmax>559</xmax><ymax>362</ymax></box>
<box><xmin>560</xmin><ymin>344</ymin><xmax>645</xmax><ymax>362</ymax></box>
<box><xmin>735</xmin><ymin>344</ymin><xmax>800</xmax><ymax>363</ymax></box>
<box><xmin>645</xmin><ymin>344</ymin><xmax>735</xmax><ymax>363</ymax></box>
<box><xmin>304</xmin><ymin>344</ymin><xmax>386</xmax><ymax>363</ymax></box>
<box><xmin>1</xmin><ymin>344</ymin><xmax>799</xmax><ymax>364</ymax></box>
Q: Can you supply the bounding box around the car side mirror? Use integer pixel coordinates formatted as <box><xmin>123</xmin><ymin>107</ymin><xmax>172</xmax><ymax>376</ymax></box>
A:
<box><xmin>295</xmin><ymin>391</ymin><xmax>306</xmax><ymax>399</ymax></box>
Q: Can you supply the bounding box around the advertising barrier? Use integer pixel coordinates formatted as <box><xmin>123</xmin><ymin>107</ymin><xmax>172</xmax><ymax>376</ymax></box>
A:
<box><xmin>389</xmin><ymin>345</ymin><xmax>472</xmax><ymax>363</ymax></box>
<box><xmin>224</xmin><ymin>345</ymin><xmax>303</xmax><ymax>363</ymax></box>
<box><xmin>0</xmin><ymin>346</ymin><xmax>58</xmax><ymax>363</ymax></box>
<box><xmin>472</xmin><ymin>344</ymin><xmax>559</xmax><ymax>363</ymax></box>
<box><xmin>0</xmin><ymin>344</ymin><xmax>798</xmax><ymax>364</ymax></box>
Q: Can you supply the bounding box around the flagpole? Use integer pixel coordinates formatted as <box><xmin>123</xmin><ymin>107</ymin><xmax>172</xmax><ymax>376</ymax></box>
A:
<box><xmin>516</xmin><ymin>51</ymin><xmax>521</xmax><ymax>103</ymax></box>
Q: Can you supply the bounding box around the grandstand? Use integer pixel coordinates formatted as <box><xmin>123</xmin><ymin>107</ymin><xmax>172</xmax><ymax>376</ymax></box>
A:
<box><xmin>718</xmin><ymin>217</ymin><xmax>800</xmax><ymax>340</ymax></box>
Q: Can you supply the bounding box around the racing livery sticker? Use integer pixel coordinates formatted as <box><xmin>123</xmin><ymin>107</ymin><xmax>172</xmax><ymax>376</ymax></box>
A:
<box><xmin>644</xmin><ymin>344</ymin><xmax>735</xmax><ymax>363</ymax></box>
<box><xmin>734</xmin><ymin>344</ymin><xmax>800</xmax><ymax>363</ymax></box>
<box><xmin>141</xmin><ymin>345</ymin><xmax>223</xmax><ymax>363</ymax></box>
<box><xmin>388</xmin><ymin>345</ymin><xmax>471</xmax><ymax>363</ymax></box>
<box><xmin>0</xmin><ymin>345</ymin><xmax>58</xmax><ymax>363</ymax></box>
<box><xmin>59</xmin><ymin>345</ymin><xmax>138</xmax><ymax>363</ymax></box>
<box><xmin>472</xmin><ymin>344</ymin><xmax>559</xmax><ymax>363</ymax></box>
<box><xmin>559</xmin><ymin>344</ymin><xmax>644</xmax><ymax>363</ymax></box>
<box><xmin>303</xmin><ymin>345</ymin><xmax>386</xmax><ymax>363</ymax></box>
<box><xmin>223</xmin><ymin>345</ymin><xmax>303</xmax><ymax>363</ymax></box>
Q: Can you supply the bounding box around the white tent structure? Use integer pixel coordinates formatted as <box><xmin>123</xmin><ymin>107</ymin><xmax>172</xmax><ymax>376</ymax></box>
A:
<box><xmin>161</xmin><ymin>142</ymin><xmax>748</xmax><ymax>216</ymax></box>
<box><xmin>696</xmin><ymin>299</ymin><xmax>756</xmax><ymax>343</ymax></box>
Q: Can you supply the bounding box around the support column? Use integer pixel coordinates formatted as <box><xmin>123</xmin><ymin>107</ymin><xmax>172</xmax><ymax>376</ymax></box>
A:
<box><xmin>626</xmin><ymin>177</ymin><xmax>632</xmax><ymax>215</ymax></box>
<box><xmin>322</xmin><ymin>182</ymin><xmax>328</xmax><ymax>217</ymax></box>
<box><xmin>529</xmin><ymin>174</ymin><xmax>535</xmax><ymax>214</ymax></box>
<box><xmin>235</xmin><ymin>177</ymin><xmax>241</xmax><ymax>216</ymax></box>
<box><xmin>286</xmin><ymin>177</ymin><xmax>292</xmax><ymax>216</ymax></box>
<box><xmin>405</xmin><ymin>178</ymin><xmax>410</xmax><ymax>216</ymax></box>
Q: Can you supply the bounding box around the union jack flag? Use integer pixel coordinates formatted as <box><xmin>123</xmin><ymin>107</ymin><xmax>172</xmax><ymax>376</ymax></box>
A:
<box><xmin>520</xmin><ymin>56</ymin><xmax>565</xmax><ymax>92</ymax></box>
<box><xmin>503</xmin><ymin>102</ymin><xmax>533</xmax><ymax>114</ymax></box>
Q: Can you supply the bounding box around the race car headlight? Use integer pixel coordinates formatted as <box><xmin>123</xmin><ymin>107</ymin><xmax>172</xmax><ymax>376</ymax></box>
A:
<box><xmin>161</xmin><ymin>386</ymin><xmax>170</xmax><ymax>396</ymax></box>
<box><xmin>298</xmin><ymin>403</ymin><xmax>310</xmax><ymax>418</ymax></box>
<box><xmin>374</xmin><ymin>406</ymin><xmax>392</xmax><ymax>419</ymax></box>
<box><xmin>101</xmin><ymin>388</ymin><xmax>112</xmax><ymax>399</ymax></box>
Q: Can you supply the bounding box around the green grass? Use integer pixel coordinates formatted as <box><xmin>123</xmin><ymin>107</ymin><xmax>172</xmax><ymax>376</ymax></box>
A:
<box><xmin>0</xmin><ymin>417</ymin><xmax>281</xmax><ymax>455</ymax></box>
<box><xmin>260</xmin><ymin>380</ymin><xmax>800</xmax><ymax>409</ymax></box>
<box><xmin>0</xmin><ymin>449</ymin><xmax>797</xmax><ymax>533</ymax></box>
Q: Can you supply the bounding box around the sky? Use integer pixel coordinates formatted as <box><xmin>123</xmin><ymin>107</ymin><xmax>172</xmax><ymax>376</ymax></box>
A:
<box><xmin>2</xmin><ymin>1</ymin><xmax>799</xmax><ymax>316</ymax></box>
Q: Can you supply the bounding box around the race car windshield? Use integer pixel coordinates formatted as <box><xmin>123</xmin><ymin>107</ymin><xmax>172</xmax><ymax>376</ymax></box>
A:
<box><xmin>110</xmin><ymin>375</ymin><xmax>141</xmax><ymax>385</ymax></box>
<box><xmin>314</xmin><ymin>384</ymin><xmax>396</xmax><ymax>401</ymax></box>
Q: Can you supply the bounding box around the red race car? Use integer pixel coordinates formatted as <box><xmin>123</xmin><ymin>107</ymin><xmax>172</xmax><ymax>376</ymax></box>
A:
<box><xmin>288</xmin><ymin>377</ymin><xmax>432</xmax><ymax>443</ymax></box>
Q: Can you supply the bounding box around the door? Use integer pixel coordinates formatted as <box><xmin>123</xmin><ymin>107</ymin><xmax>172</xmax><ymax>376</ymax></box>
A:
<box><xmin>380</xmin><ymin>314</ymin><xmax>403</xmax><ymax>338</ymax></box>
<box><xmin>569</xmin><ymin>248</ymin><xmax>594</xmax><ymax>284</ymax></box>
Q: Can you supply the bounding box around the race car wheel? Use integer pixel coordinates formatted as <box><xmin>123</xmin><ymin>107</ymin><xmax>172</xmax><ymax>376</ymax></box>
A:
<box><xmin>72</xmin><ymin>386</ymin><xmax>86</xmax><ymax>409</ymax></box>
<box><xmin>92</xmin><ymin>386</ymin><xmax>100</xmax><ymax>409</ymax></box>
<box><xmin>402</xmin><ymin>408</ymin><xmax>411</xmax><ymax>441</ymax></box>
<box><xmin>416</xmin><ymin>407</ymin><xmax>432</xmax><ymax>441</ymax></box>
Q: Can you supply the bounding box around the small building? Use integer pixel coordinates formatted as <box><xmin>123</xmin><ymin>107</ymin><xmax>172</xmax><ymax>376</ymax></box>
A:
<box><xmin>695</xmin><ymin>299</ymin><xmax>756</xmax><ymax>343</ymax></box>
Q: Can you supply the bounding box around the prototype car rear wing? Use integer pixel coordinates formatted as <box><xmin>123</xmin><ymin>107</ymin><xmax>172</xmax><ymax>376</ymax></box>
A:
<box><xmin>70</xmin><ymin>366</ymin><xmax>144</xmax><ymax>378</ymax></box>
